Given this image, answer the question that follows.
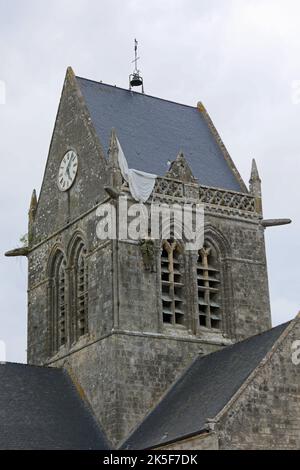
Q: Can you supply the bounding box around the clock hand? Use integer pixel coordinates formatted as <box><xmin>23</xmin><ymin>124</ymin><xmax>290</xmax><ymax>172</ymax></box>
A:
<box><xmin>66</xmin><ymin>156</ymin><xmax>72</xmax><ymax>173</ymax></box>
<box><xmin>66</xmin><ymin>166</ymin><xmax>72</xmax><ymax>181</ymax></box>
<box><xmin>65</xmin><ymin>154</ymin><xmax>74</xmax><ymax>181</ymax></box>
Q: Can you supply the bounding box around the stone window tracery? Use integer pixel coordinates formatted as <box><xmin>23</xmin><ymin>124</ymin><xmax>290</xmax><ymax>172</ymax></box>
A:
<box><xmin>73</xmin><ymin>241</ymin><xmax>89</xmax><ymax>340</ymax></box>
<box><xmin>197</xmin><ymin>243</ymin><xmax>222</xmax><ymax>330</ymax></box>
<box><xmin>51</xmin><ymin>251</ymin><xmax>66</xmax><ymax>352</ymax></box>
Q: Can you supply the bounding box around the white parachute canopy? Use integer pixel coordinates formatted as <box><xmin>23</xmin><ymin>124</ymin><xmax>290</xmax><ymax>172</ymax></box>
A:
<box><xmin>116</xmin><ymin>137</ymin><xmax>157</xmax><ymax>203</ymax></box>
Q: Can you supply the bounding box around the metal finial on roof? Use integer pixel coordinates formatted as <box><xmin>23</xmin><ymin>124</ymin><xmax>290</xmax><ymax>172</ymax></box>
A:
<box><xmin>129</xmin><ymin>38</ymin><xmax>144</xmax><ymax>93</ymax></box>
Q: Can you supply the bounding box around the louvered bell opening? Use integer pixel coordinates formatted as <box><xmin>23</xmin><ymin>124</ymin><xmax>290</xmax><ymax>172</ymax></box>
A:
<box><xmin>173</xmin><ymin>252</ymin><xmax>184</xmax><ymax>325</ymax></box>
<box><xmin>211</xmin><ymin>309</ymin><xmax>221</xmax><ymax>329</ymax></box>
<box><xmin>161</xmin><ymin>242</ymin><xmax>184</xmax><ymax>326</ymax></box>
<box><xmin>161</xmin><ymin>248</ymin><xmax>172</xmax><ymax>323</ymax></box>
<box><xmin>197</xmin><ymin>246</ymin><xmax>221</xmax><ymax>330</ymax></box>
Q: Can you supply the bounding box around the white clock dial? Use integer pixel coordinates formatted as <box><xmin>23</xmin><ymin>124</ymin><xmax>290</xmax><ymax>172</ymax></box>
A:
<box><xmin>58</xmin><ymin>150</ymin><xmax>78</xmax><ymax>191</ymax></box>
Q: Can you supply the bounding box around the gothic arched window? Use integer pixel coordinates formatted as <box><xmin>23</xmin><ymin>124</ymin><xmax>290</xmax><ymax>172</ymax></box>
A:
<box><xmin>72</xmin><ymin>240</ymin><xmax>89</xmax><ymax>340</ymax></box>
<box><xmin>197</xmin><ymin>243</ymin><xmax>222</xmax><ymax>330</ymax></box>
<box><xmin>161</xmin><ymin>239</ymin><xmax>184</xmax><ymax>325</ymax></box>
<box><xmin>51</xmin><ymin>251</ymin><xmax>66</xmax><ymax>352</ymax></box>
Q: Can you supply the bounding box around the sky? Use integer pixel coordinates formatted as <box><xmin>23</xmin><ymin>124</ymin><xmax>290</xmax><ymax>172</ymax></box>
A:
<box><xmin>0</xmin><ymin>0</ymin><xmax>299</xmax><ymax>363</ymax></box>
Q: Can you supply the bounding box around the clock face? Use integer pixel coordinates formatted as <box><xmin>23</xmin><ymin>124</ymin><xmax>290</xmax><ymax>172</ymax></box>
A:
<box><xmin>58</xmin><ymin>150</ymin><xmax>78</xmax><ymax>191</ymax></box>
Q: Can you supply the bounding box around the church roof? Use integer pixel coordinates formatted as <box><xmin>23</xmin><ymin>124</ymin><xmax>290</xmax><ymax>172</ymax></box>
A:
<box><xmin>76</xmin><ymin>76</ymin><xmax>245</xmax><ymax>192</ymax></box>
<box><xmin>0</xmin><ymin>363</ymin><xmax>110</xmax><ymax>450</ymax></box>
<box><xmin>122</xmin><ymin>322</ymin><xmax>290</xmax><ymax>450</ymax></box>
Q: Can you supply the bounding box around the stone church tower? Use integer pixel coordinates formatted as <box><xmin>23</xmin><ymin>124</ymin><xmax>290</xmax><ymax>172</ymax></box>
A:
<box><xmin>21</xmin><ymin>68</ymin><xmax>272</xmax><ymax>445</ymax></box>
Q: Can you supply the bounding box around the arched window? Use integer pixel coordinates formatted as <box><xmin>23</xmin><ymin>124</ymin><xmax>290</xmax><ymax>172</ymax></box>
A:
<box><xmin>161</xmin><ymin>239</ymin><xmax>184</xmax><ymax>325</ymax></box>
<box><xmin>51</xmin><ymin>251</ymin><xmax>66</xmax><ymax>352</ymax></box>
<box><xmin>197</xmin><ymin>242</ymin><xmax>221</xmax><ymax>330</ymax></box>
<box><xmin>73</xmin><ymin>241</ymin><xmax>88</xmax><ymax>340</ymax></box>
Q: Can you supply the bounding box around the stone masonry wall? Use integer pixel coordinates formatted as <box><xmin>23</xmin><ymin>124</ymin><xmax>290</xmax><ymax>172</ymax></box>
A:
<box><xmin>158</xmin><ymin>432</ymin><xmax>219</xmax><ymax>450</ymax></box>
<box><xmin>27</xmin><ymin>67</ymin><xmax>272</xmax><ymax>446</ymax></box>
<box><xmin>50</xmin><ymin>332</ymin><xmax>223</xmax><ymax>446</ymax></box>
<box><xmin>32</xmin><ymin>68</ymin><xmax>109</xmax><ymax>242</ymax></box>
<box><xmin>28</xmin><ymin>201</ymin><xmax>272</xmax><ymax>443</ymax></box>
<box><xmin>27</xmin><ymin>207</ymin><xmax>114</xmax><ymax>364</ymax></box>
<box><xmin>204</xmin><ymin>213</ymin><xmax>271</xmax><ymax>340</ymax></box>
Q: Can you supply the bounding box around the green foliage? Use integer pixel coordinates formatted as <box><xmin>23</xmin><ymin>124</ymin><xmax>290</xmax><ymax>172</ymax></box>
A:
<box><xmin>20</xmin><ymin>233</ymin><xmax>29</xmax><ymax>247</ymax></box>
<box><xmin>140</xmin><ymin>239</ymin><xmax>155</xmax><ymax>271</ymax></box>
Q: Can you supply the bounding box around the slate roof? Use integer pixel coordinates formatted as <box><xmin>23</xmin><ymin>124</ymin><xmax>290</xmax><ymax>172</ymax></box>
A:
<box><xmin>122</xmin><ymin>322</ymin><xmax>290</xmax><ymax>450</ymax></box>
<box><xmin>76</xmin><ymin>77</ymin><xmax>244</xmax><ymax>192</ymax></box>
<box><xmin>0</xmin><ymin>363</ymin><xmax>110</xmax><ymax>450</ymax></box>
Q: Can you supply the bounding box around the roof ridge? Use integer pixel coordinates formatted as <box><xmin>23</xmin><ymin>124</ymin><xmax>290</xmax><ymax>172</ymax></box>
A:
<box><xmin>213</xmin><ymin>318</ymin><xmax>297</xmax><ymax>425</ymax></box>
<box><xmin>159</xmin><ymin>323</ymin><xmax>291</xmax><ymax>403</ymax></box>
<box><xmin>75</xmin><ymin>75</ymin><xmax>198</xmax><ymax>110</ymax></box>
<box><xmin>191</xmin><ymin>322</ymin><xmax>291</xmax><ymax>366</ymax></box>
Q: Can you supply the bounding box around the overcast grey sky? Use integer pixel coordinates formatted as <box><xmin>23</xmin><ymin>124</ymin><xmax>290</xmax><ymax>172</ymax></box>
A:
<box><xmin>1</xmin><ymin>0</ymin><xmax>299</xmax><ymax>363</ymax></box>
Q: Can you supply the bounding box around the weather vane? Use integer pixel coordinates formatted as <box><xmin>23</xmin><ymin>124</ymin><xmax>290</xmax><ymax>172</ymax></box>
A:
<box><xmin>129</xmin><ymin>38</ymin><xmax>144</xmax><ymax>93</ymax></box>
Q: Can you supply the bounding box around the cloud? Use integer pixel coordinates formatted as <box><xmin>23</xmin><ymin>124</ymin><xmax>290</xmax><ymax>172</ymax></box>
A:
<box><xmin>271</xmin><ymin>297</ymin><xmax>299</xmax><ymax>327</ymax></box>
<box><xmin>0</xmin><ymin>0</ymin><xmax>299</xmax><ymax>362</ymax></box>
